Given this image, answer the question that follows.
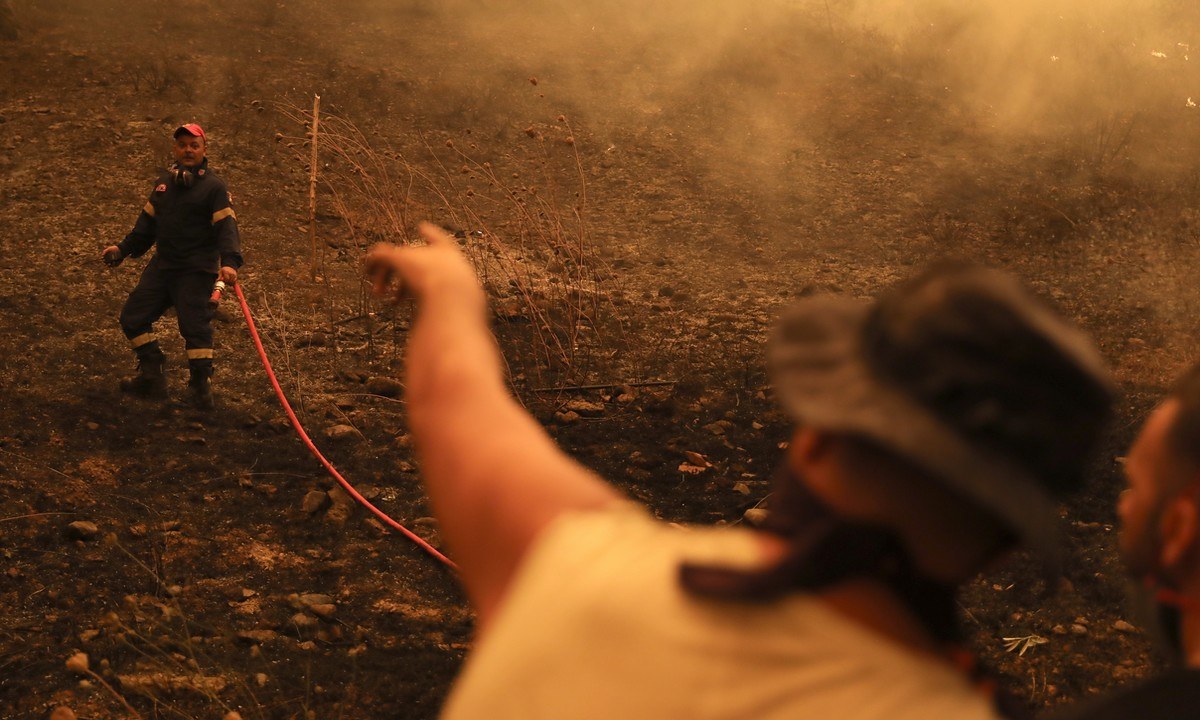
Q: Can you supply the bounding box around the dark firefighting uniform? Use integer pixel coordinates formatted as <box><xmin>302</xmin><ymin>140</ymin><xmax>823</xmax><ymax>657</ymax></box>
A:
<box><xmin>116</xmin><ymin>158</ymin><xmax>243</xmax><ymax>373</ymax></box>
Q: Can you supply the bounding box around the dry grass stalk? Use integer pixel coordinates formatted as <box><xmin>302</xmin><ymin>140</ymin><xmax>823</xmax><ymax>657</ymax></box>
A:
<box><xmin>308</xmin><ymin>94</ymin><xmax>321</xmax><ymax>280</ymax></box>
<box><xmin>277</xmin><ymin>103</ymin><xmax>623</xmax><ymax>394</ymax></box>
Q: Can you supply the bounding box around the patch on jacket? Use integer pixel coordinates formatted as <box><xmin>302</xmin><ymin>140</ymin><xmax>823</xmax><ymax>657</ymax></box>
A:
<box><xmin>155</xmin><ymin>183</ymin><xmax>168</xmax><ymax>193</ymax></box>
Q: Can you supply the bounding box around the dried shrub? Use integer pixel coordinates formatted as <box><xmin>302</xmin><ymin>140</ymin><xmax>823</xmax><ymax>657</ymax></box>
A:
<box><xmin>276</xmin><ymin>103</ymin><xmax>625</xmax><ymax>395</ymax></box>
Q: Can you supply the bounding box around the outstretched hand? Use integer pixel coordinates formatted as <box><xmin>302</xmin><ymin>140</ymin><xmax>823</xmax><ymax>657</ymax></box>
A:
<box><xmin>362</xmin><ymin>225</ymin><xmax>619</xmax><ymax>634</ymax></box>
<box><xmin>362</xmin><ymin>222</ymin><xmax>484</xmax><ymax>313</ymax></box>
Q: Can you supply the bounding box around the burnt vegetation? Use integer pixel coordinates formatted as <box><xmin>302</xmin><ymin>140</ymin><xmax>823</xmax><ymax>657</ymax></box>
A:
<box><xmin>2</xmin><ymin>0</ymin><xmax>1200</xmax><ymax>717</ymax></box>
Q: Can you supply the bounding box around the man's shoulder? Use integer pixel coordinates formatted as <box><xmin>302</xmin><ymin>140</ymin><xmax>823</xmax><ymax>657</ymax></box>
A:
<box><xmin>148</xmin><ymin>171</ymin><xmax>172</xmax><ymax>194</ymax></box>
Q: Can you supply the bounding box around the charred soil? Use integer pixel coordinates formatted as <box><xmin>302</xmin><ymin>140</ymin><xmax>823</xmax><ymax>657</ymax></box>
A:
<box><xmin>2</xmin><ymin>1</ymin><xmax>1200</xmax><ymax>718</ymax></box>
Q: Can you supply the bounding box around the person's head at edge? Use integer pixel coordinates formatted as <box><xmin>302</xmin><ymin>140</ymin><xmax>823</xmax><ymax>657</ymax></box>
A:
<box><xmin>1120</xmin><ymin>363</ymin><xmax>1200</xmax><ymax>663</ymax></box>
<box><xmin>683</xmin><ymin>263</ymin><xmax>1116</xmax><ymax>620</ymax></box>
<box><xmin>173</xmin><ymin>123</ymin><xmax>207</xmax><ymax>170</ymax></box>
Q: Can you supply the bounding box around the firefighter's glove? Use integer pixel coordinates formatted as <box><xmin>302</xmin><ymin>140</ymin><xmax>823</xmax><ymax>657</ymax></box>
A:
<box><xmin>103</xmin><ymin>245</ymin><xmax>124</xmax><ymax>267</ymax></box>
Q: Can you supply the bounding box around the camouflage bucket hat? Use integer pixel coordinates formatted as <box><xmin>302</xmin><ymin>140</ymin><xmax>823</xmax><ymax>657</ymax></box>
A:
<box><xmin>767</xmin><ymin>265</ymin><xmax>1115</xmax><ymax>569</ymax></box>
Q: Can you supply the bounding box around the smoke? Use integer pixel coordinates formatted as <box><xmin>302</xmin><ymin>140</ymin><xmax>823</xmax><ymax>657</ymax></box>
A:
<box><xmin>313</xmin><ymin>0</ymin><xmax>1199</xmax><ymax>196</ymax></box>
<box><xmin>35</xmin><ymin>0</ymin><xmax>1197</xmax><ymax>185</ymax></box>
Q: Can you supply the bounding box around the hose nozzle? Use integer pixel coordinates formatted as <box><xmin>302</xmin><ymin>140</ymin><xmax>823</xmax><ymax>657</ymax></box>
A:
<box><xmin>209</xmin><ymin>280</ymin><xmax>227</xmax><ymax>308</ymax></box>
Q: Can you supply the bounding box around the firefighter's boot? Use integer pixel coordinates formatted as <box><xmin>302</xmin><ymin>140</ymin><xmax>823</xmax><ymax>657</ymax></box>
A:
<box><xmin>187</xmin><ymin>362</ymin><xmax>215</xmax><ymax>410</ymax></box>
<box><xmin>120</xmin><ymin>344</ymin><xmax>167</xmax><ymax>399</ymax></box>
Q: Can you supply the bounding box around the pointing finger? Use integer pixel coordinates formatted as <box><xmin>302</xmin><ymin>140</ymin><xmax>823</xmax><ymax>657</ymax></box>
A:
<box><xmin>417</xmin><ymin>221</ymin><xmax>456</xmax><ymax>247</ymax></box>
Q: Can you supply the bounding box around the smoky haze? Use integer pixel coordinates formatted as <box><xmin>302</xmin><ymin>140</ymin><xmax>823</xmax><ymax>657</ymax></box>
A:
<box><xmin>11</xmin><ymin>0</ymin><xmax>1200</xmax><ymax>348</ymax></box>
<box><xmin>325</xmin><ymin>0</ymin><xmax>1200</xmax><ymax>183</ymax></box>
<box><xmin>25</xmin><ymin>0</ymin><xmax>1196</xmax><ymax>196</ymax></box>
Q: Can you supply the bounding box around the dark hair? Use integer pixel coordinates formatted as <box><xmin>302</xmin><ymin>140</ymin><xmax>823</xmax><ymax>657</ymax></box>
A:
<box><xmin>862</xmin><ymin>265</ymin><xmax>1114</xmax><ymax>498</ymax></box>
<box><xmin>1166</xmin><ymin>362</ymin><xmax>1200</xmax><ymax>474</ymax></box>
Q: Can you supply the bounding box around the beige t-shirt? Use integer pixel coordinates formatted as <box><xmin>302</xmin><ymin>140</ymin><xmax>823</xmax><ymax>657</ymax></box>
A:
<box><xmin>442</xmin><ymin>506</ymin><xmax>1000</xmax><ymax>720</ymax></box>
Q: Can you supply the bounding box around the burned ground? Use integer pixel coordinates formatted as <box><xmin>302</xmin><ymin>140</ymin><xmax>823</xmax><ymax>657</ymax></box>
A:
<box><xmin>2</xmin><ymin>0</ymin><xmax>1200</xmax><ymax>717</ymax></box>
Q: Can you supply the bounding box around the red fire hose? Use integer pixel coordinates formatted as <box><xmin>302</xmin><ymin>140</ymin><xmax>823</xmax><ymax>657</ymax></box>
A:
<box><xmin>232</xmin><ymin>282</ymin><xmax>456</xmax><ymax>571</ymax></box>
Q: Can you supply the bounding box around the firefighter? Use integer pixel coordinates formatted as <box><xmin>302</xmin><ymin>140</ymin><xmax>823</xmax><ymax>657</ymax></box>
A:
<box><xmin>103</xmin><ymin>123</ymin><xmax>243</xmax><ymax>410</ymax></box>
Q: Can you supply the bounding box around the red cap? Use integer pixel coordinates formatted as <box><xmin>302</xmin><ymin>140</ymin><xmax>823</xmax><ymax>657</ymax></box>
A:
<box><xmin>174</xmin><ymin>123</ymin><xmax>206</xmax><ymax>143</ymax></box>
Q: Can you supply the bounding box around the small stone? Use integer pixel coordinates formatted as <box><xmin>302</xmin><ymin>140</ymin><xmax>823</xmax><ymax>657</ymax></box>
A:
<box><xmin>325</xmin><ymin>424</ymin><xmax>359</xmax><ymax>441</ymax></box>
<box><xmin>235</xmin><ymin>630</ymin><xmax>278</xmax><ymax>645</ymax></box>
<box><xmin>336</xmin><ymin>369</ymin><xmax>369</xmax><ymax>384</ymax></box>
<box><xmin>365</xmin><ymin>377</ymin><xmax>404</xmax><ymax>398</ymax></box>
<box><xmin>85</xmin><ymin>422</ymin><xmax>100</xmax><ymax>431</ymax></box>
<box><xmin>291</xmin><ymin>613</ymin><xmax>318</xmax><ymax>630</ymax></box>
<box><xmin>255</xmin><ymin>672</ymin><xmax>269</xmax><ymax>687</ymax></box>
<box><xmin>325</xmin><ymin>488</ymin><xmax>354</xmax><ymax>524</ymax></box>
<box><xmin>1052</xmin><ymin>624</ymin><xmax>1066</xmax><ymax>635</ymax></box>
<box><xmin>309</xmin><ymin>603</ymin><xmax>336</xmax><ymax>619</ymax></box>
<box><xmin>743</xmin><ymin>508</ymin><xmax>769</xmax><ymax>526</ymax></box>
<box><xmin>1070</xmin><ymin>623</ymin><xmax>1089</xmax><ymax>635</ymax></box>
<box><xmin>50</xmin><ymin>707</ymin><xmax>77</xmax><ymax>720</ymax></box>
<box><xmin>66</xmin><ymin>521</ymin><xmax>99</xmax><ymax>541</ymax></box>
<box><xmin>224</xmin><ymin>713</ymin><xmax>243</xmax><ymax>720</ymax></box>
<box><xmin>562</xmin><ymin>400</ymin><xmax>604</xmax><ymax>417</ymax></box>
<box><xmin>554</xmin><ymin>410</ymin><xmax>581</xmax><ymax>424</ymax></box>
<box><xmin>302</xmin><ymin>490</ymin><xmax>329</xmax><ymax>514</ymax></box>
<box><xmin>732</xmin><ymin>482</ymin><xmax>752</xmax><ymax>495</ymax></box>
<box><xmin>1113</xmin><ymin>619</ymin><xmax>1138</xmax><ymax>633</ymax></box>
<box><xmin>297</xmin><ymin>593</ymin><xmax>334</xmax><ymax>608</ymax></box>
<box><xmin>66</xmin><ymin>652</ymin><xmax>89</xmax><ymax>674</ymax></box>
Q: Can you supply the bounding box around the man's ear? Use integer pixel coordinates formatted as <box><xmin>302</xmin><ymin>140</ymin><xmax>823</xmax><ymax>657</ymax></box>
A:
<box><xmin>1159</xmin><ymin>485</ymin><xmax>1200</xmax><ymax>570</ymax></box>
<box><xmin>788</xmin><ymin>427</ymin><xmax>830</xmax><ymax>470</ymax></box>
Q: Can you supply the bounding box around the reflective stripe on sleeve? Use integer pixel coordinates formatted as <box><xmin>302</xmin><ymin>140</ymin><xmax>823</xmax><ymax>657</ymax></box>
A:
<box><xmin>212</xmin><ymin>208</ymin><xmax>236</xmax><ymax>224</ymax></box>
<box><xmin>186</xmin><ymin>348</ymin><xmax>215</xmax><ymax>360</ymax></box>
<box><xmin>129</xmin><ymin>333</ymin><xmax>156</xmax><ymax>349</ymax></box>
<box><xmin>143</xmin><ymin>202</ymin><xmax>156</xmax><ymax>217</ymax></box>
